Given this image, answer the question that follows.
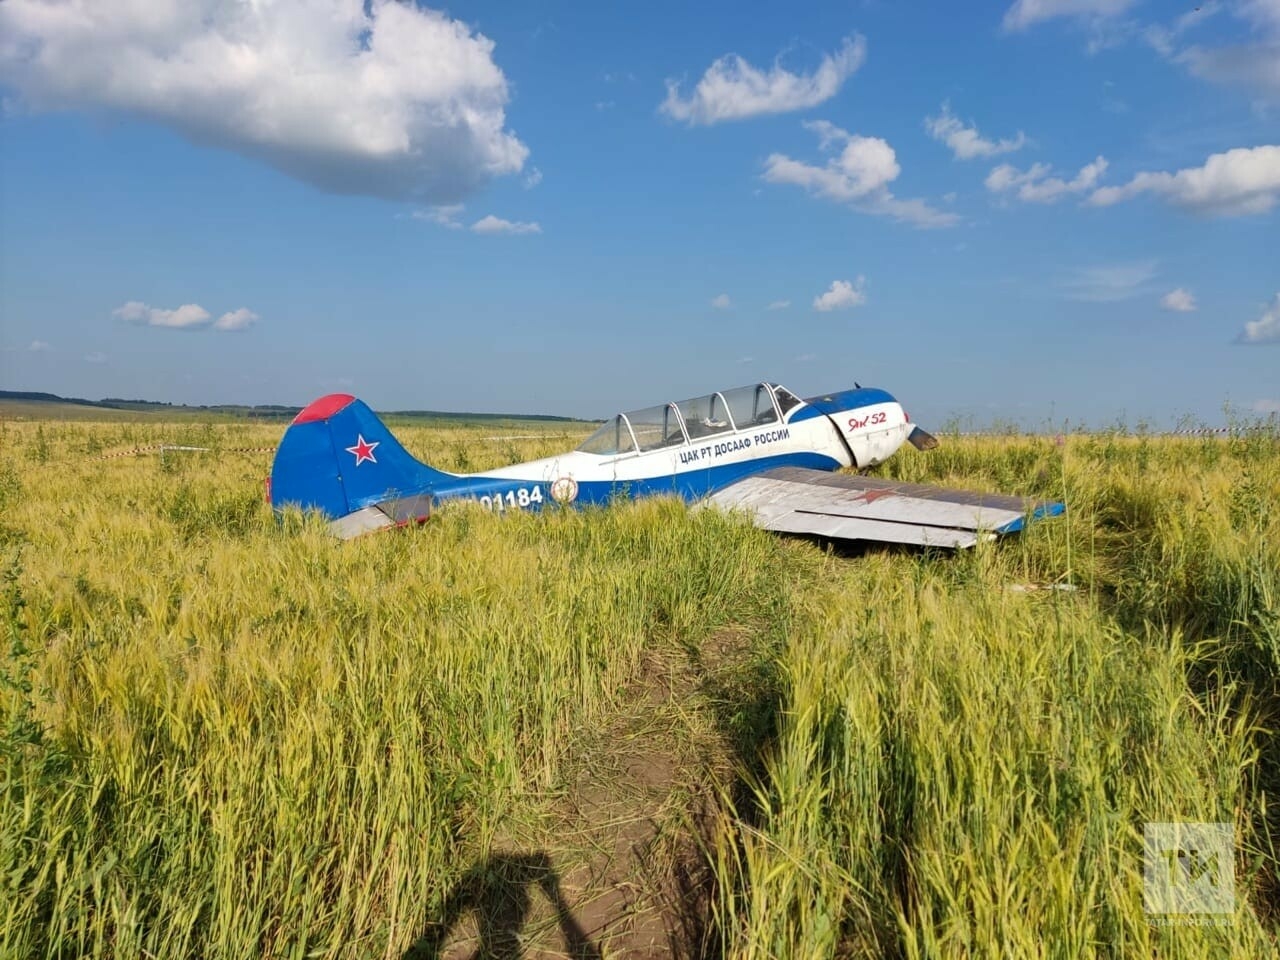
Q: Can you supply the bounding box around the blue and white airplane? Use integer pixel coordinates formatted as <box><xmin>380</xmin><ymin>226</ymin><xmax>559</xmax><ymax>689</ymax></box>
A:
<box><xmin>269</xmin><ymin>382</ymin><xmax>1064</xmax><ymax>548</ymax></box>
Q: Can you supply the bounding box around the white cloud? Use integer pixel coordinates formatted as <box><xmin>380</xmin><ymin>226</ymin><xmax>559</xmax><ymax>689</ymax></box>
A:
<box><xmin>523</xmin><ymin>167</ymin><xmax>543</xmax><ymax>188</ymax></box>
<box><xmin>28</xmin><ymin>340</ymin><xmax>51</xmax><ymax>351</ymax></box>
<box><xmin>413</xmin><ymin>204</ymin><xmax>465</xmax><ymax>229</ymax></box>
<box><xmin>0</xmin><ymin>1</ymin><xmax>529</xmax><ymax>202</ymax></box>
<box><xmin>214</xmin><ymin>308</ymin><xmax>259</xmax><ymax>331</ymax></box>
<box><xmin>470</xmin><ymin>214</ymin><xmax>541</xmax><ymax>235</ymax></box>
<box><xmin>1239</xmin><ymin>292</ymin><xmax>1280</xmax><ymax>344</ymax></box>
<box><xmin>1002</xmin><ymin>0</ymin><xmax>1136</xmax><ymax>31</ymax></box>
<box><xmin>1060</xmin><ymin>260</ymin><xmax>1158</xmax><ymax>302</ymax></box>
<box><xmin>1147</xmin><ymin>2</ymin><xmax>1280</xmax><ymax>100</ymax></box>
<box><xmin>84</xmin><ymin>352</ymin><xmax>107</xmax><ymax>364</ymax></box>
<box><xmin>1243</xmin><ymin>0</ymin><xmax>1280</xmax><ymax>32</ymax></box>
<box><xmin>1160</xmin><ymin>288</ymin><xmax>1197</xmax><ymax>312</ymax></box>
<box><xmin>767</xmin><ymin>299</ymin><xmax>791</xmax><ymax>310</ymax></box>
<box><xmin>986</xmin><ymin>156</ymin><xmax>1108</xmax><ymax>203</ymax></box>
<box><xmin>1088</xmin><ymin>145</ymin><xmax>1280</xmax><ymax>216</ymax></box>
<box><xmin>113</xmin><ymin>301</ymin><xmax>211</xmax><ymax>329</ymax></box>
<box><xmin>813</xmin><ymin>277</ymin><xmax>867</xmax><ymax>312</ymax></box>
<box><xmin>1176</xmin><ymin>43</ymin><xmax>1280</xmax><ymax>99</ymax></box>
<box><xmin>112</xmin><ymin>300</ymin><xmax>257</xmax><ymax>331</ymax></box>
<box><xmin>711</xmin><ymin>293</ymin><xmax>732</xmax><ymax>309</ymax></box>
<box><xmin>925</xmin><ymin>103</ymin><xmax>1026</xmax><ymax>160</ymax></box>
<box><xmin>764</xmin><ymin>121</ymin><xmax>958</xmax><ymax>228</ymax></box>
<box><xmin>661</xmin><ymin>35</ymin><xmax>866</xmax><ymax>125</ymax></box>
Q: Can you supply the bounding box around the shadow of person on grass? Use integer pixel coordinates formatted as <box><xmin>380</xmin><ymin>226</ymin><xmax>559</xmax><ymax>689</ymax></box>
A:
<box><xmin>403</xmin><ymin>852</ymin><xmax>601</xmax><ymax>960</ymax></box>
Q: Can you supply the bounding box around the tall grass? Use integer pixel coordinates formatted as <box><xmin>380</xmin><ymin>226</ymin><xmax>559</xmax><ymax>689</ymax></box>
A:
<box><xmin>2</xmin><ymin>420</ymin><xmax>1277</xmax><ymax>957</ymax></box>
<box><xmin>715</xmin><ymin>432</ymin><xmax>1280</xmax><ymax>957</ymax></box>
<box><xmin>1</xmin><ymin>420</ymin><xmax>789</xmax><ymax>957</ymax></box>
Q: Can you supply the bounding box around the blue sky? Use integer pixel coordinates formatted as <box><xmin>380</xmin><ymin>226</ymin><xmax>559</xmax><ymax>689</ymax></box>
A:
<box><xmin>1</xmin><ymin>0</ymin><xmax>1277</xmax><ymax>426</ymax></box>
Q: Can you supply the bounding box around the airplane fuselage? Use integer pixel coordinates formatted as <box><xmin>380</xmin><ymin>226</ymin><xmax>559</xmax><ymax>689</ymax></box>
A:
<box><xmin>268</xmin><ymin>383</ymin><xmax>920</xmax><ymax>537</ymax></box>
<box><xmin>429</xmin><ymin>387</ymin><xmax>912</xmax><ymax>512</ymax></box>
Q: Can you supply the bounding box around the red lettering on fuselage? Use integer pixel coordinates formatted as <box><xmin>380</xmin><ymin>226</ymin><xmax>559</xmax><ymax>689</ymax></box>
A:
<box><xmin>847</xmin><ymin>410</ymin><xmax>889</xmax><ymax>432</ymax></box>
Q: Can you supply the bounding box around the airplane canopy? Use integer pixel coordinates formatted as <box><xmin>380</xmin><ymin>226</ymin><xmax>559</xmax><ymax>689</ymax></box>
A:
<box><xmin>578</xmin><ymin>382</ymin><xmax>802</xmax><ymax>456</ymax></box>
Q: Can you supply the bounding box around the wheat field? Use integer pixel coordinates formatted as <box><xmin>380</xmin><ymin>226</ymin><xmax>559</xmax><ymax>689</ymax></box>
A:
<box><xmin>2</xmin><ymin>415</ymin><xmax>1278</xmax><ymax>958</ymax></box>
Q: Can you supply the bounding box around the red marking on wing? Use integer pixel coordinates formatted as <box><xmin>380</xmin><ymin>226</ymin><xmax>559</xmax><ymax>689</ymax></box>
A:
<box><xmin>293</xmin><ymin>393</ymin><xmax>355</xmax><ymax>424</ymax></box>
<box><xmin>852</xmin><ymin>489</ymin><xmax>896</xmax><ymax>504</ymax></box>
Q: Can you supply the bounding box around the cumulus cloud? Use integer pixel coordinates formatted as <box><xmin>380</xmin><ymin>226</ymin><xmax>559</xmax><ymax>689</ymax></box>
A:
<box><xmin>0</xmin><ymin>0</ymin><xmax>529</xmax><ymax>202</ymax></box>
<box><xmin>986</xmin><ymin>156</ymin><xmax>1108</xmax><ymax>203</ymax></box>
<box><xmin>1147</xmin><ymin>2</ymin><xmax>1280</xmax><ymax>100</ymax></box>
<box><xmin>813</xmin><ymin>277</ymin><xmax>867</xmax><ymax>312</ymax></box>
<box><xmin>114</xmin><ymin>301</ymin><xmax>211</xmax><ymax>329</ymax></box>
<box><xmin>661</xmin><ymin>35</ymin><xmax>866</xmax><ymax>125</ymax></box>
<box><xmin>1088</xmin><ymin>145</ymin><xmax>1280</xmax><ymax>216</ymax></box>
<box><xmin>214</xmin><ymin>308</ymin><xmax>259</xmax><ymax>331</ymax></box>
<box><xmin>1176</xmin><ymin>43</ymin><xmax>1280</xmax><ymax>99</ymax></box>
<box><xmin>1002</xmin><ymin>0</ymin><xmax>1137</xmax><ymax>31</ymax></box>
<box><xmin>764</xmin><ymin>121</ymin><xmax>958</xmax><ymax>228</ymax></box>
<box><xmin>1060</xmin><ymin>260</ymin><xmax>1158</xmax><ymax>302</ymax></box>
<box><xmin>925</xmin><ymin>103</ymin><xmax>1026</xmax><ymax>160</ymax></box>
<box><xmin>28</xmin><ymin>340</ymin><xmax>51</xmax><ymax>351</ymax></box>
<box><xmin>470</xmin><ymin>214</ymin><xmax>541</xmax><ymax>235</ymax></box>
<box><xmin>414</xmin><ymin>204</ymin><xmax>465</xmax><ymax>229</ymax></box>
<box><xmin>1160</xmin><ymin>288</ymin><xmax>1197</xmax><ymax>312</ymax></box>
<box><xmin>1238</xmin><ymin>293</ymin><xmax>1280</xmax><ymax>344</ymax></box>
<box><xmin>113</xmin><ymin>301</ymin><xmax>258</xmax><ymax>331</ymax></box>
<box><xmin>711</xmin><ymin>293</ymin><xmax>732</xmax><ymax>309</ymax></box>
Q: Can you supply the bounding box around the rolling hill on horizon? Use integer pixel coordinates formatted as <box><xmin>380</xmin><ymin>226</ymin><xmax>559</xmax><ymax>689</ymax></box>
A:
<box><xmin>0</xmin><ymin>390</ymin><xmax>588</xmax><ymax>424</ymax></box>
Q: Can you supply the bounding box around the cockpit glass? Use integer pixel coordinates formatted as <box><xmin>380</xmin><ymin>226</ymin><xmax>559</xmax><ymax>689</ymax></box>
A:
<box><xmin>577</xmin><ymin>415</ymin><xmax>637</xmax><ymax>456</ymax></box>
<box><xmin>580</xmin><ymin>382</ymin><xmax>805</xmax><ymax>456</ymax></box>
<box><xmin>676</xmin><ymin>394</ymin><xmax>733</xmax><ymax>440</ymax></box>
<box><xmin>771</xmin><ymin>384</ymin><xmax>803</xmax><ymax>416</ymax></box>
<box><xmin>623</xmin><ymin>404</ymin><xmax>686</xmax><ymax>451</ymax></box>
<box><xmin>721</xmin><ymin>384</ymin><xmax>778</xmax><ymax>429</ymax></box>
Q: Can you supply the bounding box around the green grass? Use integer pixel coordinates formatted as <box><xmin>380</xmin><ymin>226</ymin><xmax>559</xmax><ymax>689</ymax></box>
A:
<box><xmin>2</xmin><ymin>419</ymin><xmax>1277</xmax><ymax>957</ymax></box>
<box><xmin>713</xmin><ymin>434</ymin><xmax>1279</xmax><ymax>958</ymax></box>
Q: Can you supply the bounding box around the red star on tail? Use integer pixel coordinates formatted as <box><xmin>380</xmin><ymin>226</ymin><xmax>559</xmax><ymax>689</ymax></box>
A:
<box><xmin>345</xmin><ymin>434</ymin><xmax>379</xmax><ymax>466</ymax></box>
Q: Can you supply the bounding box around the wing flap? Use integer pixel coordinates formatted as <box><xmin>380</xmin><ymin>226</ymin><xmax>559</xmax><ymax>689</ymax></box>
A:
<box><xmin>705</xmin><ymin>466</ymin><xmax>1063</xmax><ymax>548</ymax></box>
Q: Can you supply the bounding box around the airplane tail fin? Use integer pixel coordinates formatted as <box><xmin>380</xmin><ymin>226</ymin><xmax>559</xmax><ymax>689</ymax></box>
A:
<box><xmin>269</xmin><ymin>394</ymin><xmax>451</xmax><ymax>520</ymax></box>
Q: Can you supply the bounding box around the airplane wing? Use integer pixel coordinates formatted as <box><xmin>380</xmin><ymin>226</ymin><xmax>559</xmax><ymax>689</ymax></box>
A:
<box><xmin>702</xmin><ymin>466</ymin><xmax>1064</xmax><ymax>548</ymax></box>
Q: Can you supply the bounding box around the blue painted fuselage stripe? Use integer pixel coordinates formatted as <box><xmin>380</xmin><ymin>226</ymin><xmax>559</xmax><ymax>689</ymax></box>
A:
<box><xmin>424</xmin><ymin>450</ymin><xmax>843</xmax><ymax>510</ymax></box>
<box><xmin>338</xmin><ymin>451</ymin><xmax>841</xmax><ymax>514</ymax></box>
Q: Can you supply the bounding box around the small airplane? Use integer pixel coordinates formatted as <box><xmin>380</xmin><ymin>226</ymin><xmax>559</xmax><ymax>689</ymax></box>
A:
<box><xmin>269</xmin><ymin>382</ymin><xmax>1064</xmax><ymax>548</ymax></box>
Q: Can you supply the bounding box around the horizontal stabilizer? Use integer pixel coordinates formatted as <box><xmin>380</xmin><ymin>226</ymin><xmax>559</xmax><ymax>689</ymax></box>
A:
<box><xmin>704</xmin><ymin>466</ymin><xmax>1063</xmax><ymax>548</ymax></box>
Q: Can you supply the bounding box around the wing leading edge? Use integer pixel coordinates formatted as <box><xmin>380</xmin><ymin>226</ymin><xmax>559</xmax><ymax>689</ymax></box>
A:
<box><xmin>704</xmin><ymin>466</ymin><xmax>1064</xmax><ymax>548</ymax></box>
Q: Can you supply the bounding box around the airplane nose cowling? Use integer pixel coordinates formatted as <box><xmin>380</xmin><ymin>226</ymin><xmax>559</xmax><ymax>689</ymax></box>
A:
<box><xmin>801</xmin><ymin>388</ymin><xmax>910</xmax><ymax>468</ymax></box>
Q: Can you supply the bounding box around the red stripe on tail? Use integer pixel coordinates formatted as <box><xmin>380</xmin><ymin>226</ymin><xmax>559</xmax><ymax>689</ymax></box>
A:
<box><xmin>293</xmin><ymin>393</ymin><xmax>355</xmax><ymax>424</ymax></box>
